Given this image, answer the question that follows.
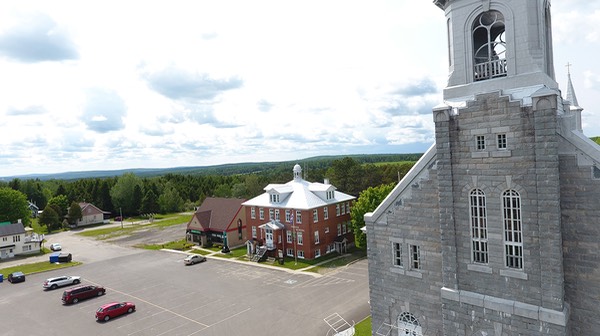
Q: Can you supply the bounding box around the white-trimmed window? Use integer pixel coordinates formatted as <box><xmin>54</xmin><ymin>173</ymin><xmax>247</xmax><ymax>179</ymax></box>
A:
<box><xmin>285</xmin><ymin>209</ymin><xmax>291</xmax><ymax>222</ymax></box>
<box><xmin>337</xmin><ymin>223</ymin><xmax>342</xmax><ymax>236</ymax></box>
<box><xmin>315</xmin><ymin>249</ymin><xmax>321</xmax><ymax>258</ymax></box>
<box><xmin>497</xmin><ymin>133</ymin><xmax>507</xmax><ymax>149</ymax></box>
<box><xmin>297</xmin><ymin>250</ymin><xmax>305</xmax><ymax>259</ymax></box>
<box><xmin>297</xmin><ymin>232</ymin><xmax>303</xmax><ymax>245</ymax></box>
<box><xmin>325</xmin><ymin>227</ymin><xmax>329</xmax><ymax>234</ymax></box>
<box><xmin>398</xmin><ymin>312</ymin><xmax>422</xmax><ymax>336</ymax></box>
<box><xmin>270</xmin><ymin>194</ymin><xmax>280</xmax><ymax>203</ymax></box>
<box><xmin>296</xmin><ymin>210</ymin><xmax>302</xmax><ymax>224</ymax></box>
<box><xmin>342</xmin><ymin>223</ymin><xmax>347</xmax><ymax>234</ymax></box>
<box><xmin>275</xmin><ymin>209</ymin><xmax>280</xmax><ymax>221</ymax></box>
<box><xmin>313</xmin><ymin>209</ymin><xmax>318</xmax><ymax>222</ymax></box>
<box><xmin>22</xmin><ymin>245</ymin><xmax>31</xmax><ymax>252</ymax></box>
<box><xmin>251</xmin><ymin>207</ymin><xmax>256</xmax><ymax>219</ymax></box>
<box><xmin>476</xmin><ymin>135</ymin><xmax>486</xmax><ymax>151</ymax></box>
<box><xmin>269</xmin><ymin>209</ymin><xmax>274</xmax><ymax>220</ymax></box>
<box><xmin>346</xmin><ymin>202</ymin><xmax>350</xmax><ymax>212</ymax></box>
<box><xmin>323</xmin><ymin>207</ymin><xmax>329</xmax><ymax>220</ymax></box>
<box><xmin>259</xmin><ymin>208</ymin><xmax>264</xmax><ymax>220</ymax></box>
<box><xmin>314</xmin><ymin>231</ymin><xmax>320</xmax><ymax>244</ymax></box>
<box><xmin>287</xmin><ymin>231</ymin><xmax>292</xmax><ymax>243</ymax></box>
<box><xmin>393</xmin><ymin>242</ymin><xmax>403</xmax><ymax>267</ymax></box>
<box><xmin>470</xmin><ymin>189</ymin><xmax>488</xmax><ymax>264</ymax></box>
<box><xmin>286</xmin><ymin>248</ymin><xmax>294</xmax><ymax>257</ymax></box>
<box><xmin>503</xmin><ymin>190</ymin><xmax>523</xmax><ymax>269</ymax></box>
<box><xmin>410</xmin><ymin>245</ymin><xmax>421</xmax><ymax>270</ymax></box>
<box><xmin>336</xmin><ymin>204</ymin><xmax>340</xmax><ymax>216</ymax></box>
<box><xmin>252</xmin><ymin>226</ymin><xmax>257</xmax><ymax>238</ymax></box>
<box><xmin>13</xmin><ymin>235</ymin><xmax>20</xmax><ymax>243</ymax></box>
<box><xmin>341</xmin><ymin>203</ymin><xmax>346</xmax><ymax>215</ymax></box>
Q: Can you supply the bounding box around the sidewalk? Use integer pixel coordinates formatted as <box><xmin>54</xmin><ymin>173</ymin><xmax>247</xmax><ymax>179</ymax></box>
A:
<box><xmin>161</xmin><ymin>246</ymin><xmax>364</xmax><ymax>278</ymax></box>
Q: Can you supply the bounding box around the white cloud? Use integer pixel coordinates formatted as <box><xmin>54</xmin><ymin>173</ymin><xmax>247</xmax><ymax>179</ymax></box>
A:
<box><xmin>0</xmin><ymin>0</ymin><xmax>598</xmax><ymax>177</ymax></box>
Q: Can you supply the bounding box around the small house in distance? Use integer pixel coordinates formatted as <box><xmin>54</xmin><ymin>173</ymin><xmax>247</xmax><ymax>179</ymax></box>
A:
<box><xmin>74</xmin><ymin>202</ymin><xmax>109</xmax><ymax>227</ymax></box>
<box><xmin>242</xmin><ymin>164</ymin><xmax>355</xmax><ymax>261</ymax></box>
<box><xmin>0</xmin><ymin>221</ymin><xmax>42</xmax><ymax>259</ymax></box>
<box><xmin>186</xmin><ymin>197</ymin><xmax>247</xmax><ymax>249</ymax></box>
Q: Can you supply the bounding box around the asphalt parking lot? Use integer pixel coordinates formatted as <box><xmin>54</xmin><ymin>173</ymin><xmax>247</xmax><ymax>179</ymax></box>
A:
<box><xmin>1</xmin><ymin>249</ymin><xmax>370</xmax><ymax>336</ymax></box>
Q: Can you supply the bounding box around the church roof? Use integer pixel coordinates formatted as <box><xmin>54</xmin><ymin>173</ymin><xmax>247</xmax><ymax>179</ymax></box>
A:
<box><xmin>566</xmin><ymin>71</ymin><xmax>582</xmax><ymax>110</ymax></box>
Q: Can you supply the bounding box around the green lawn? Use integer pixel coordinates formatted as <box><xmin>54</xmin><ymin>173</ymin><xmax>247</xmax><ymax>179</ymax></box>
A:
<box><xmin>0</xmin><ymin>260</ymin><xmax>82</xmax><ymax>278</ymax></box>
<box><xmin>135</xmin><ymin>239</ymin><xmax>195</xmax><ymax>251</ymax></box>
<box><xmin>76</xmin><ymin>214</ymin><xmax>190</xmax><ymax>240</ymax></box>
<box><xmin>354</xmin><ymin>316</ymin><xmax>372</xmax><ymax>335</ymax></box>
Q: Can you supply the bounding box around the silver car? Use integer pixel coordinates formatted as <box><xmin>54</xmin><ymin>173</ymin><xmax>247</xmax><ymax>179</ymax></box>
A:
<box><xmin>184</xmin><ymin>255</ymin><xmax>206</xmax><ymax>265</ymax></box>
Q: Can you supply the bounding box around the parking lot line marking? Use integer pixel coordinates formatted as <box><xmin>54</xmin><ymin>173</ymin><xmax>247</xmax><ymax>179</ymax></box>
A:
<box><xmin>86</xmin><ymin>280</ymin><xmax>210</xmax><ymax>328</ymax></box>
<box><xmin>186</xmin><ymin>307</ymin><xmax>252</xmax><ymax>336</ymax></box>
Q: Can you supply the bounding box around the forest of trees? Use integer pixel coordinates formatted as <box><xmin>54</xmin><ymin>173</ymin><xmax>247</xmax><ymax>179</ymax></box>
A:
<box><xmin>0</xmin><ymin>154</ymin><xmax>420</xmax><ymax>232</ymax></box>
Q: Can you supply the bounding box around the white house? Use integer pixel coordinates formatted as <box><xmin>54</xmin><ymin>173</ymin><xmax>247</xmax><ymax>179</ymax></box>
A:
<box><xmin>0</xmin><ymin>221</ymin><xmax>42</xmax><ymax>259</ymax></box>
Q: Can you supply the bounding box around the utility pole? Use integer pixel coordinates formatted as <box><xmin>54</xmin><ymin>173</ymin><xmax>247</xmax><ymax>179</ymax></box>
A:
<box><xmin>120</xmin><ymin>207</ymin><xmax>123</xmax><ymax>229</ymax></box>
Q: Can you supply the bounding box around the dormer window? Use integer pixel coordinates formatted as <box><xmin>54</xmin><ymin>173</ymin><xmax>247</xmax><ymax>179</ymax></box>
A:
<box><xmin>326</xmin><ymin>190</ymin><xmax>334</xmax><ymax>200</ymax></box>
<box><xmin>473</xmin><ymin>10</ymin><xmax>506</xmax><ymax>81</ymax></box>
<box><xmin>270</xmin><ymin>193</ymin><xmax>280</xmax><ymax>203</ymax></box>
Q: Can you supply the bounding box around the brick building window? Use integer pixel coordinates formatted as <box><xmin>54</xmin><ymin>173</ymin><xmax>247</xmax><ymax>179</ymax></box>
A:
<box><xmin>287</xmin><ymin>231</ymin><xmax>292</xmax><ymax>243</ymax></box>
<box><xmin>470</xmin><ymin>189</ymin><xmax>488</xmax><ymax>264</ymax></box>
<box><xmin>337</xmin><ymin>223</ymin><xmax>342</xmax><ymax>236</ymax></box>
<box><xmin>336</xmin><ymin>204</ymin><xmax>340</xmax><ymax>216</ymax></box>
<box><xmin>285</xmin><ymin>209</ymin><xmax>291</xmax><ymax>222</ymax></box>
<box><xmin>314</xmin><ymin>231</ymin><xmax>319</xmax><ymax>244</ymax></box>
<box><xmin>313</xmin><ymin>209</ymin><xmax>318</xmax><ymax>222</ymax></box>
<box><xmin>286</xmin><ymin>248</ymin><xmax>294</xmax><ymax>257</ymax></box>
<box><xmin>269</xmin><ymin>209</ymin><xmax>274</xmax><ymax>220</ymax></box>
<box><xmin>275</xmin><ymin>209</ymin><xmax>280</xmax><ymax>221</ymax></box>
<box><xmin>251</xmin><ymin>207</ymin><xmax>256</xmax><ymax>219</ymax></box>
<box><xmin>252</xmin><ymin>226</ymin><xmax>257</xmax><ymax>238</ymax></box>
<box><xmin>297</xmin><ymin>232</ymin><xmax>303</xmax><ymax>245</ymax></box>
<box><xmin>296</xmin><ymin>210</ymin><xmax>302</xmax><ymax>224</ymax></box>
<box><xmin>297</xmin><ymin>250</ymin><xmax>305</xmax><ymax>259</ymax></box>
<box><xmin>503</xmin><ymin>190</ymin><xmax>523</xmax><ymax>269</ymax></box>
<box><xmin>393</xmin><ymin>242</ymin><xmax>403</xmax><ymax>267</ymax></box>
<box><xmin>259</xmin><ymin>208</ymin><xmax>264</xmax><ymax>220</ymax></box>
<box><xmin>323</xmin><ymin>207</ymin><xmax>329</xmax><ymax>220</ymax></box>
<box><xmin>410</xmin><ymin>245</ymin><xmax>421</xmax><ymax>270</ymax></box>
<box><xmin>315</xmin><ymin>249</ymin><xmax>321</xmax><ymax>258</ymax></box>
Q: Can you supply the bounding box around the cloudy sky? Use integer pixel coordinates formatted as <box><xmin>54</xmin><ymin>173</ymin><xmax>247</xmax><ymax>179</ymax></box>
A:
<box><xmin>0</xmin><ymin>1</ymin><xmax>598</xmax><ymax>177</ymax></box>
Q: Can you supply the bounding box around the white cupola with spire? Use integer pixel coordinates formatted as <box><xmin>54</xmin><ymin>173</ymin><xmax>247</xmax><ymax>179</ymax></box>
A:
<box><xmin>293</xmin><ymin>164</ymin><xmax>302</xmax><ymax>181</ymax></box>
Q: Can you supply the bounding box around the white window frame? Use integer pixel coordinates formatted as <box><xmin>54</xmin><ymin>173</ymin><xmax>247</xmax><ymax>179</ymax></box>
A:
<box><xmin>275</xmin><ymin>209</ymin><xmax>280</xmax><ymax>221</ymax></box>
<box><xmin>314</xmin><ymin>230</ymin><xmax>320</xmax><ymax>244</ymax></box>
<box><xmin>503</xmin><ymin>190</ymin><xmax>523</xmax><ymax>269</ymax></box>
<box><xmin>296</xmin><ymin>210</ymin><xmax>302</xmax><ymax>224</ymax></box>
<box><xmin>470</xmin><ymin>189</ymin><xmax>488</xmax><ymax>264</ymax></box>
<box><xmin>410</xmin><ymin>245</ymin><xmax>421</xmax><ymax>270</ymax></box>
<box><xmin>393</xmin><ymin>242</ymin><xmax>403</xmax><ymax>268</ymax></box>
<box><xmin>259</xmin><ymin>208</ymin><xmax>264</xmax><ymax>220</ymax></box>
<box><xmin>313</xmin><ymin>209</ymin><xmax>318</xmax><ymax>222</ymax></box>
<box><xmin>337</xmin><ymin>223</ymin><xmax>342</xmax><ymax>236</ymax></box>
<box><xmin>497</xmin><ymin>133</ymin><xmax>507</xmax><ymax>150</ymax></box>
<box><xmin>251</xmin><ymin>226</ymin><xmax>257</xmax><ymax>238</ymax></box>
<box><xmin>323</xmin><ymin>207</ymin><xmax>329</xmax><ymax>220</ymax></box>
<box><xmin>297</xmin><ymin>250</ymin><xmax>305</xmax><ymax>259</ymax></box>
<box><xmin>286</xmin><ymin>248</ymin><xmax>294</xmax><ymax>257</ymax></box>
<box><xmin>287</xmin><ymin>231</ymin><xmax>292</xmax><ymax>243</ymax></box>
<box><xmin>251</xmin><ymin>207</ymin><xmax>256</xmax><ymax>219</ymax></box>
<box><xmin>315</xmin><ymin>249</ymin><xmax>321</xmax><ymax>258</ymax></box>
<box><xmin>336</xmin><ymin>204</ymin><xmax>340</xmax><ymax>216</ymax></box>
<box><xmin>269</xmin><ymin>209</ymin><xmax>274</xmax><ymax>220</ymax></box>
<box><xmin>297</xmin><ymin>232</ymin><xmax>303</xmax><ymax>245</ymax></box>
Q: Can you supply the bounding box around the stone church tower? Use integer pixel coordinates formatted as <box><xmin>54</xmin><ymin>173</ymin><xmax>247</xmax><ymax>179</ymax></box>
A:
<box><xmin>365</xmin><ymin>0</ymin><xmax>600</xmax><ymax>335</ymax></box>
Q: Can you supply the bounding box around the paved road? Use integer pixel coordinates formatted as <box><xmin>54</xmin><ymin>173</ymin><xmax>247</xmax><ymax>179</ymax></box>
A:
<box><xmin>0</xmin><ymin>223</ymin><xmax>370</xmax><ymax>336</ymax></box>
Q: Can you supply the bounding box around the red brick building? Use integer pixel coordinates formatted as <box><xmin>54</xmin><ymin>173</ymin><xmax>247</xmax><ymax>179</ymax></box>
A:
<box><xmin>242</xmin><ymin>164</ymin><xmax>355</xmax><ymax>261</ymax></box>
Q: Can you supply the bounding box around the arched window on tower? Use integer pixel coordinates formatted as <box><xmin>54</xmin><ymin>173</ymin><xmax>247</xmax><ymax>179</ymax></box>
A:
<box><xmin>397</xmin><ymin>312</ymin><xmax>422</xmax><ymax>336</ymax></box>
<box><xmin>472</xmin><ymin>10</ymin><xmax>507</xmax><ymax>81</ymax></box>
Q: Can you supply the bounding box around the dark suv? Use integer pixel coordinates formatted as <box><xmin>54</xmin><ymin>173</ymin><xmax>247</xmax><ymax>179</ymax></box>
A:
<box><xmin>62</xmin><ymin>285</ymin><xmax>106</xmax><ymax>304</ymax></box>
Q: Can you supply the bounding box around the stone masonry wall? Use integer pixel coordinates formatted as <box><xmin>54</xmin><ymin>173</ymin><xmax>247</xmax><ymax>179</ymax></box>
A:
<box><xmin>559</xmin><ymin>153</ymin><xmax>600</xmax><ymax>335</ymax></box>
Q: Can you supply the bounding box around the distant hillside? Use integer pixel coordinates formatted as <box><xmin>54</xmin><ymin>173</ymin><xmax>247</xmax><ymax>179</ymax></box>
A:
<box><xmin>1</xmin><ymin>153</ymin><xmax>423</xmax><ymax>181</ymax></box>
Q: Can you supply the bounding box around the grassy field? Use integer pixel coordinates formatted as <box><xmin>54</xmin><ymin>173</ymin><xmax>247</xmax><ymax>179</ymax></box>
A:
<box><xmin>0</xmin><ymin>261</ymin><xmax>82</xmax><ymax>278</ymax></box>
<box><xmin>76</xmin><ymin>214</ymin><xmax>190</xmax><ymax>240</ymax></box>
<box><xmin>354</xmin><ymin>316</ymin><xmax>372</xmax><ymax>335</ymax></box>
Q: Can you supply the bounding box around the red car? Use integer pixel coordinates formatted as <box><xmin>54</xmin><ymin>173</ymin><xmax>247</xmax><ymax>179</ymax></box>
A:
<box><xmin>95</xmin><ymin>302</ymin><xmax>136</xmax><ymax>321</ymax></box>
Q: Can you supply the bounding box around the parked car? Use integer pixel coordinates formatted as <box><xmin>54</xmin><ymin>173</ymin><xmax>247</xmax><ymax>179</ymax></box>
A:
<box><xmin>50</xmin><ymin>243</ymin><xmax>62</xmax><ymax>251</ymax></box>
<box><xmin>62</xmin><ymin>285</ymin><xmax>106</xmax><ymax>304</ymax></box>
<box><xmin>8</xmin><ymin>272</ymin><xmax>25</xmax><ymax>283</ymax></box>
<box><xmin>184</xmin><ymin>254</ymin><xmax>207</xmax><ymax>265</ymax></box>
<box><xmin>114</xmin><ymin>216</ymin><xmax>122</xmax><ymax>222</ymax></box>
<box><xmin>43</xmin><ymin>276</ymin><xmax>81</xmax><ymax>290</ymax></box>
<box><xmin>95</xmin><ymin>302</ymin><xmax>136</xmax><ymax>321</ymax></box>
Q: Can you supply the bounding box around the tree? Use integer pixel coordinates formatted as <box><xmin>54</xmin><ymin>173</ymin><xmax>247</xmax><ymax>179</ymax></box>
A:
<box><xmin>0</xmin><ymin>187</ymin><xmax>31</xmax><ymax>225</ymax></box>
<box><xmin>350</xmin><ymin>183</ymin><xmax>396</xmax><ymax>248</ymax></box>
<box><xmin>47</xmin><ymin>195</ymin><xmax>70</xmax><ymax>219</ymax></box>
<box><xmin>326</xmin><ymin>157</ymin><xmax>364</xmax><ymax>196</ymax></box>
<box><xmin>67</xmin><ymin>202</ymin><xmax>83</xmax><ymax>226</ymax></box>
<box><xmin>39</xmin><ymin>206</ymin><xmax>60</xmax><ymax>232</ymax></box>
<box><xmin>158</xmin><ymin>184</ymin><xmax>184</xmax><ymax>214</ymax></box>
<box><xmin>139</xmin><ymin>188</ymin><xmax>160</xmax><ymax>214</ymax></box>
<box><xmin>110</xmin><ymin>173</ymin><xmax>142</xmax><ymax>216</ymax></box>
